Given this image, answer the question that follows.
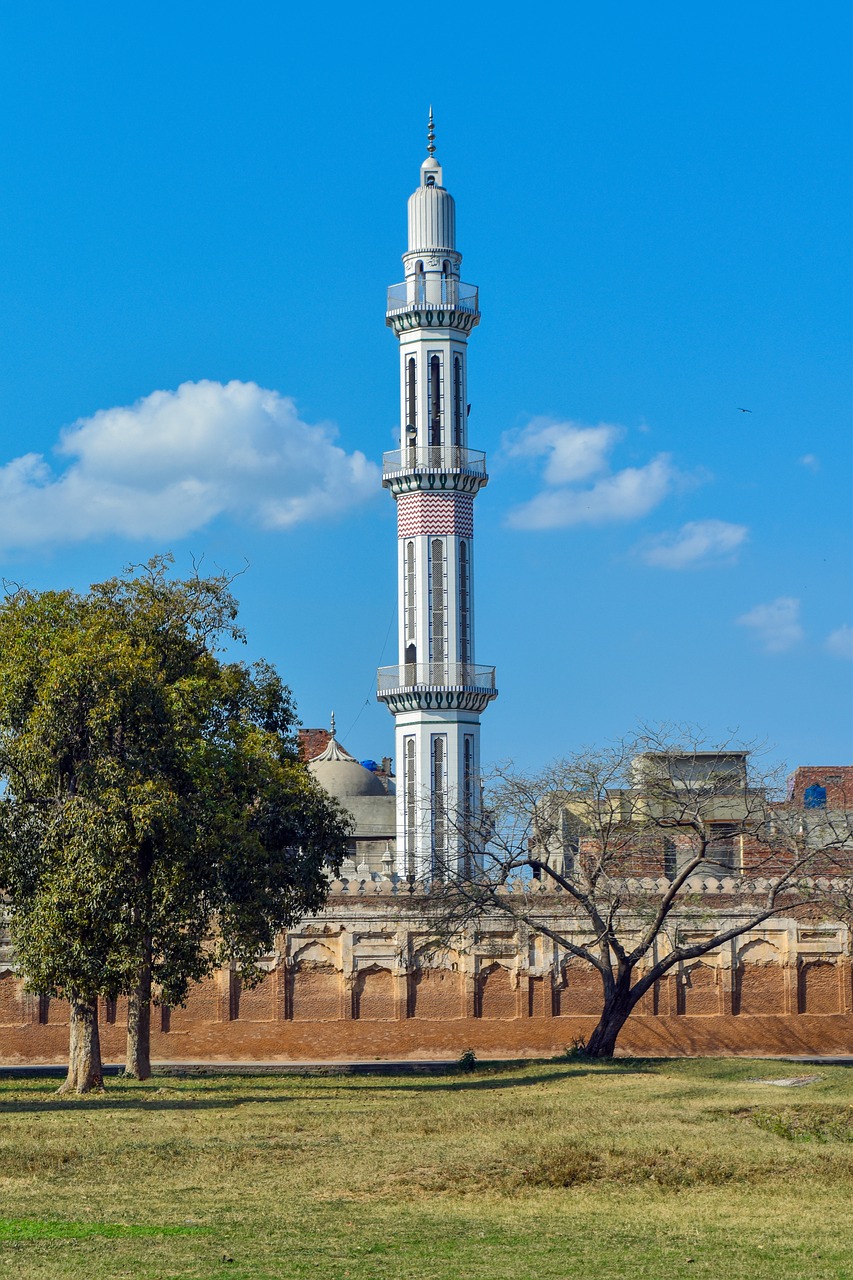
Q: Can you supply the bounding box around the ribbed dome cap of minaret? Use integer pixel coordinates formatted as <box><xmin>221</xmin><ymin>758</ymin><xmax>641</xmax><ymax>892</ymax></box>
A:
<box><xmin>407</xmin><ymin>108</ymin><xmax>456</xmax><ymax>254</ymax></box>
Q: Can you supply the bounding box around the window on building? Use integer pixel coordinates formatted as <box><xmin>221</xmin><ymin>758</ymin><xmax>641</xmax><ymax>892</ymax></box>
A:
<box><xmin>405</xmin><ymin>737</ymin><xmax>416</xmax><ymax>869</ymax></box>
<box><xmin>560</xmin><ymin>809</ymin><xmax>580</xmax><ymax>875</ymax></box>
<box><xmin>430</xmin><ymin>538</ymin><xmax>446</xmax><ymax>667</ymax></box>
<box><xmin>432</xmin><ymin>734</ymin><xmax>447</xmax><ymax>870</ymax></box>
<box><xmin>459</xmin><ymin>540</ymin><xmax>470</xmax><ymax>665</ymax></box>
<box><xmin>406</xmin><ymin>357</ymin><xmax>417</xmax><ymax>454</ymax></box>
<box><xmin>429</xmin><ymin>354</ymin><xmax>442</xmax><ymax>449</ymax></box>
<box><xmin>463</xmin><ymin>735</ymin><xmax>474</xmax><ymax>822</ymax></box>
<box><xmin>707</xmin><ymin>823</ymin><xmax>740</xmax><ymax>872</ymax></box>
<box><xmin>804</xmin><ymin>783</ymin><xmax>827</xmax><ymax>809</ymax></box>
<box><xmin>453</xmin><ymin>355</ymin><xmax>463</xmax><ymax>447</ymax></box>
<box><xmin>415</xmin><ymin>261</ymin><xmax>425</xmax><ymax>302</ymax></box>
<box><xmin>405</xmin><ymin>540</ymin><xmax>416</xmax><ymax>666</ymax></box>
<box><xmin>663</xmin><ymin>837</ymin><xmax>677</xmax><ymax>880</ymax></box>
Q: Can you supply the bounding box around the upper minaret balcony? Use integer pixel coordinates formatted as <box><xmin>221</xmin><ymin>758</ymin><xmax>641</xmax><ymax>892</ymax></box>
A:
<box><xmin>385</xmin><ymin>280</ymin><xmax>480</xmax><ymax>335</ymax></box>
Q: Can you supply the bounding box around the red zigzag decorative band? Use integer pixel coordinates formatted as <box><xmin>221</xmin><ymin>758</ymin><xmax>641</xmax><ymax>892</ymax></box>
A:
<box><xmin>396</xmin><ymin>493</ymin><xmax>474</xmax><ymax>539</ymax></box>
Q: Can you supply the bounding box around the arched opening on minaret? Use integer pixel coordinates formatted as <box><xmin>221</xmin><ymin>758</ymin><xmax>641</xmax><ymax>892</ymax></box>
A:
<box><xmin>453</xmin><ymin>355</ymin><xmax>464</xmax><ymax>448</ymax></box>
<box><xmin>406</xmin><ymin>358</ymin><xmax>417</xmax><ymax>459</ymax></box>
<box><xmin>430</xmin><ymin>538</ymin><xmax>446</xmax><ymax>669</ymax></box>
<box><xmin>459</xmin><ymin>540</ymin><xmax>470</xmax><ymax>665</ymax></box>
<box><xmin>404</xmin><ymin>540</ymin><xmax>417</xmax><ymax>675</ymax></box>
<box><xmin>463</xmin><ymin>733</ymin><xmax>475</xmax><ymax>871</ymax></box>
<box><xmin>429</xmin><ymin>355</ymin><xmax>442</xmax><ymax>454</ymax></box>
<box><xmin>404</xmin><ymin>737</ymin><xmax>416</xmax><ymax>874</ymax></box>
<box><xmin>431</xmin><ymin>734</ymin><xmax>447</xmax><ymax>871</ymax></box>
<box><xmin>441</xmin><ymin>260</ymin><xmax>452</xmax><ymax>304</ymax></box>
<box><xmin>414</xmin><ymin>261</ymin><xmax>425</xmax><ymax>303</ymax></box>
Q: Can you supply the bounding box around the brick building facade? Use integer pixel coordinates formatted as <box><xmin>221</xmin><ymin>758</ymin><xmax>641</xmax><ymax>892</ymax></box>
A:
<box><xmin>1</xmin><ymin>878</ymin><xmax>850</xmax><ymax>1065</ymax></box>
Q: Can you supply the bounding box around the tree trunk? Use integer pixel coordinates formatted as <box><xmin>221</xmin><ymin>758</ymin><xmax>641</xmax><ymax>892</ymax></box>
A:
<box><xmin>58</xmin><ymin>994</ymin><xmax>104</xmax><ymax>1094</ymax></box>
<box><xmin>584</xmin><ymin>983</ymin><xmax>638</xmax><ymax>1059</ymax></box>
<box><xmin>125</xmin><ymin>942</ymin><xmax>152</xmax><ymax>1080</ymax></box>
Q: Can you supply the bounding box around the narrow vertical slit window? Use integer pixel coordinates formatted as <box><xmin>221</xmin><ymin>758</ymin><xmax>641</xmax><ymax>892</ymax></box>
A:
<box><xmin>663</xmin><ymin>837</ymin><xmax>677</xmax><ymax>881</ymax></box>
<box><xmin>453</xmin><ymin>355</ymin><xmax>463</xmax><ymax>448</ymax></box>
<box><xmin>405</xmin><ymin>737</ymin><xmax>416</xmax><ymax>871</ymax></box>
<box><xmin>406</xmin><ymin>356</ymin><xmax>417</xmax><ymax>457</ymax></box>
<box><xmin>429</xmin><ymin>354</ymin><xmax>442</xmax><ymax>450</ymax></box>
<box><xmin>459</xmin><ymin>540</ymin><xmax>470</xmax><ymax>666</ymax></box>
<box><xmin>432</xmin><ymin>734</ymin><xmax>446</xmax><ymax>871</ymax></box>
<box><xmin>430</xmin><ymin>538</ymin><xmax>446</xmax><ymax>669</ymax></box>
<box><xmin>404</xmin><ymin>540</ymin><xmax>416</xmax><ymax>672</ymax></box>
<box><xmin>463</xmin><ymin>734</ymin><xmax>474</xmax><ymax>872</ymax></box>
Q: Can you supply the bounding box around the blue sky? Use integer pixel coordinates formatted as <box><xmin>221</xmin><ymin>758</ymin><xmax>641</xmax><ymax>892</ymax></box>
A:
<box><xmin>0</xmin><ymin>1</ymin><xmax>850</xmax><ymax>772</ymax></box>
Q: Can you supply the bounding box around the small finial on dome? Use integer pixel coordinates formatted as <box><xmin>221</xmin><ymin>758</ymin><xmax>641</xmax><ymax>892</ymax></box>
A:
<box><xmin>427</xmin><ymin>106</ymin><xmax>436</xmax><ymax>157</ymax></box>
<box><xmin>330</xmin><ymin>711</ymin><xmax>336</xmax><ymax>738</ymax></box>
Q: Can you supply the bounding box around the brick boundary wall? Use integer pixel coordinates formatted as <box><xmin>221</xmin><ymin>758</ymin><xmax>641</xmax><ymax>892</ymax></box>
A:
<box><xmin>1</xmin><ymin>893</ymin><xmax>851</xmax><ymax>1064</ymax></box>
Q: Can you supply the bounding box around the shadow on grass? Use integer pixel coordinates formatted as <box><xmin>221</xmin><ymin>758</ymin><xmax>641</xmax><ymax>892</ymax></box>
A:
<box><xmin>0</xmin><ymin>1056</ymin><xmax>665</xmax><ymax>1108</ymax></box>
<box><xmin>0</xmin><ymin>1217</ymin><xmax>206</xmax><ymax>1241</ymax></box>
<box><xmin>0</xmin><ymin>1093</ymin><xmax>297</xmax><ymax>1114</ymax></box>
<box><xmin>305</xmin><ymin>1061</ymin><xmax>660</xmax><ymax>1094</ymax></box>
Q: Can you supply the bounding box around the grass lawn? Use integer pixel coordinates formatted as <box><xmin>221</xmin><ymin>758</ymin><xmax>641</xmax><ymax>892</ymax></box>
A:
<box><xmin>0</xmin><ymin>1056</ymin><xmax>850</xmax><ymax>1279</ymax></box>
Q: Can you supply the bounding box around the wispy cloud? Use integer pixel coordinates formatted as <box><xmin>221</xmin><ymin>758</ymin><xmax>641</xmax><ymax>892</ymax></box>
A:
<box><xmin>637</xmin><ymin>519</ymin><xmax>749</xmax><ymax>569</ymax></box>
<box><xmin>799</xmin><ymin>454</ymin><xmax>820</xmax><ymax>472</ymax></box>
<box><xmin>736</xmin><ymin>597</ymin><xmax>803</xmax><ymax>653</ymax></box>
<box><xmin>503</xmin><ymin>418</ymin><xmax>687</xmax><ymax>531</ymax></box>
<box><xmin>826</xmin><ymin>625</ymin><xmax>853</xmax><ymax>660</ymax></box>
<box><xmin>0</xmin><ymin>380</ymin><xmax>378</xmax><ymax>554</ymax></box>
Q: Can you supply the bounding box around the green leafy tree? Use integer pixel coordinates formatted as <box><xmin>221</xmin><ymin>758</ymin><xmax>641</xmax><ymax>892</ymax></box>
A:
<box><xmin>0</xmin><ymin>558</ymin><xmax>350</xmax><ymax>1092</ymax></box>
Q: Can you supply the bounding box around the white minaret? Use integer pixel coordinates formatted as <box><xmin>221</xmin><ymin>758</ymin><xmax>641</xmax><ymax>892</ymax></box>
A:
<box><xmin>377</xmin><ymin>112</ymin><xmax>497</xmax><ymax>879</ymax></box>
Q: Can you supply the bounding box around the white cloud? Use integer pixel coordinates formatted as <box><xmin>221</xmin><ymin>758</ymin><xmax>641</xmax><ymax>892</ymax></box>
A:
<box><xmin>638</xmin><ymin>519</ymin><xmax>749</xmax><ymax>569</ymax></box>
<box><xmin>826</xmin><ymin>625</ymin><xmax>853</xmax><ymax>660</ymax></box>
<box><xmin>799</xmin><ymin>454</ymin><xmax>820</xmax><ymax>472</ymax></box>
<box><xmin>508</xmin><ymin>456</ymin><xmax>679</xmax><ymax>530</ymax></box>
<box><xmin>0</xmin><ymin>380</ymin><xmax>378</xmax><ymax>553</ymax></box>
<box><xmin>736</xmin><ymin>597</ymin><xmax>803</xmax><ymax>653</ymax></box>
<box><xmin>504</xmin><ymin>418</ymin><xmax>622</xmax><ymax>485</ymax></box>
<box><xmin>503</xmin><ymin>417</ymin><xmax>686</xmax><ymax>531</ymax></box>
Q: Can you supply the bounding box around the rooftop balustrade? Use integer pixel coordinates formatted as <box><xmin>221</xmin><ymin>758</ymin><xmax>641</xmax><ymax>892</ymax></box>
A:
<box><xmin>386</xmin><ymin>281</ymin><xmax>479</xmax><ymax>315</ymax></box>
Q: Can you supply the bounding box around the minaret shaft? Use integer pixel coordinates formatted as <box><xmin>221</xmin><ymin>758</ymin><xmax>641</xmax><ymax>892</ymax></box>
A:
<box><xmin>377</xmin><ymin>120</ymin><xmax>496</xmax><ymax>879</ymax></box>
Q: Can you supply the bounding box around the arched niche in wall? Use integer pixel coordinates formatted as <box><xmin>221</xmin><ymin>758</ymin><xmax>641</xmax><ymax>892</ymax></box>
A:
<box><xmin>476</xmin><ymin>961</ymin><xmax>516</xmax><ymax>1020</ymax></box>
<box><xmin>290</xmin><ymin>942</ymin><xmax>341</xmax><ymax>1022</ymax></box>
<box><xmin>352</xmin><ymin>964</ymin><xmax>395</xmax><ymax>1021</ymax></box>
<box><xmin>554</xmin><ymin>960</ymin><xmax>601</xmax><ymax>1017</ymax></box>
<box><xmin>798</xmin><ymin>960</ymin><xmax>841</xmax><ymax>1015</ymax></box>
<box><xmin>677</xmin><ymin>962</ymin><xmax>721</xmax><ymax>1016</ymax></box>
<box><xmin>735</xmin><ymin>939</ymin><xmax>785</xmax><ymax>1015</ymax></box>
<box><xmin>408</xmin><ymin>947</ymin><xmax>462</xmax><ymax>1019</ymax></box>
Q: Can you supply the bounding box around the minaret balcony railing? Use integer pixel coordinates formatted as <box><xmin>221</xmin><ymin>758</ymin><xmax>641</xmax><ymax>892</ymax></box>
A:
<box><xmin>377</xmin><ymin>663</ymin><xmax>497</xmax><ymax>698</ymax></box>
<box><xmin>382</xmin><ymin>445</ymin><xmax>486</xmax><ymax>480</ymax></box>
<box><xmin>386</xmin><ymin>281</ymin><xmax>479</xmax><ymax>316</ymax></box>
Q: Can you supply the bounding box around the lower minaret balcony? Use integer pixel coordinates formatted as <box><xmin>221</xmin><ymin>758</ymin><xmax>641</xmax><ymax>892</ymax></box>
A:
<box><xmin>382</xmin><ymin>447</ymin><xmax>488</xmax><ymax>495</ymax></box>
<box><xmin>377</xmin><ymin>662</ymin><xmax>497</xmax><ymax>714</ymax></box>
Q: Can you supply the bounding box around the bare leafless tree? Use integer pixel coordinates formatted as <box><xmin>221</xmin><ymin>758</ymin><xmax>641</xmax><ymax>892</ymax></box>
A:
<box><xmin>423</xmin><ymin>728</ymin><xmax>853</xmax><ymax>1058</ymax></box>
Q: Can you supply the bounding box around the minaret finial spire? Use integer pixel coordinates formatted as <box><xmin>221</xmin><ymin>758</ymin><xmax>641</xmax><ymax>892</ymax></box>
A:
<box><xmin>427</xmin><ymin>106</ymin><xmax>436</xmax><ymax>157</ymax></box>
<box><xmin>330</xmin><ymin>710</ymin><xmax>336</xmax><ymax>738</ymax></box>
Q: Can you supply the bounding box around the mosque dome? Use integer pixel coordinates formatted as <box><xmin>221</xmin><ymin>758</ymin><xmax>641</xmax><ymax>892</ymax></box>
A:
<box><xmin>308</xmin><ymin>734</ymin><xmax>388</xmax><ymax>800</ymax></box>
